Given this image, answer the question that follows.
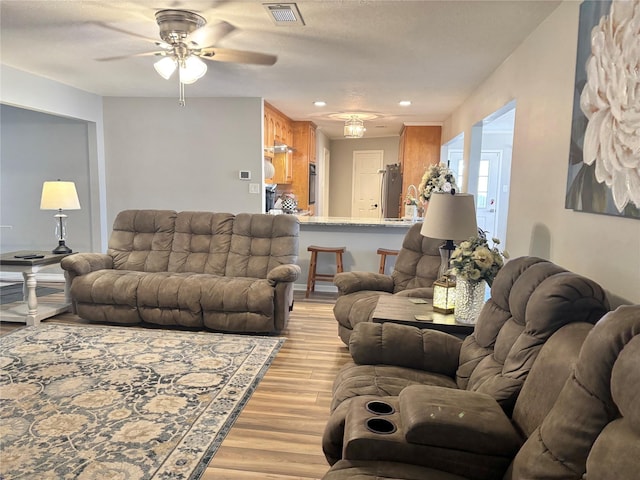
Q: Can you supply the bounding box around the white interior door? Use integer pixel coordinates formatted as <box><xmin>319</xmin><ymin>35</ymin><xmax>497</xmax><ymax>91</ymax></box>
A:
<box><xmin>475</xmin><ymin>151</ymin><xmax>502</xmax><ymax>236</ymax></box>
<box><xmin>351</xmin><ymin>150</ymin><xmax>384</xmax><ymax>218</ymax></box>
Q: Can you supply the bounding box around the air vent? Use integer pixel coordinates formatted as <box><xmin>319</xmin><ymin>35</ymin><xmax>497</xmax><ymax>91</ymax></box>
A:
<box><xmin>263</xmin><ymin>3</ymin><xmax>305</xmax><ymax>25</ymax></box>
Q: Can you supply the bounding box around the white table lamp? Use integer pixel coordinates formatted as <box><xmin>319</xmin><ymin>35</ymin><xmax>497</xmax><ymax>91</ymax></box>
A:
<box><xmin>40</xmin><ymin>180</ymin><xmax>81</xmax><ymax>254</ymax></box>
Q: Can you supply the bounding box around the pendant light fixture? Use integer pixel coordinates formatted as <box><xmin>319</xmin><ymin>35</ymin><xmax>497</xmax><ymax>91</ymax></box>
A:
<box><xmin>344</xmin><ymin>116</ymin><xmax>365</xmax><ymax>138</ymax></box>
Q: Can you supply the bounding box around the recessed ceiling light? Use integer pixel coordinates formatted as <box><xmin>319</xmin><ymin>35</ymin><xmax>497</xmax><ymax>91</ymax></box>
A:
<box><xmin>314</xmin><ymin>101</ymin><xmax>327</xmax><ymax>107</ymax></box>
<box><xmin>399</xmin><ymin>100</ymin><xmax>412</xmax><ymax>107</ymax></box>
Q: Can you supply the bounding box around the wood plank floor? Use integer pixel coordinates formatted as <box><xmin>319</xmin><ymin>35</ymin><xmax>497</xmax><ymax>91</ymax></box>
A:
<box><xmin>0</xmin><ymin>287</ymin><xmax>350</xmax><ymax>479</ymax></box>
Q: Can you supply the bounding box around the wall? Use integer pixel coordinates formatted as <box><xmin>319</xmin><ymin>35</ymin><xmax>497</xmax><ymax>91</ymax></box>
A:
<box><xmin>0</xmin><ymin>65</ymin><xmax>106</xmax><ymax>252</ymax></box>
<box><xmin>329</xmin><ymin>136</ymin><xmax>400</xmax><ymax>217</ymax></box>
<box><xmin>0</xmin><ymin>105</ymin><xmax>92</xmax><ymax>253</ymax></box>
<box><xmin>442</xmin><ymin>1</ymin><xmax>640</xmax><ymax>304</ymax></box>
<box><xmin>102</xmin><ymin>97</ymin><xmax>263</xmax><ymax>228</ymax></box>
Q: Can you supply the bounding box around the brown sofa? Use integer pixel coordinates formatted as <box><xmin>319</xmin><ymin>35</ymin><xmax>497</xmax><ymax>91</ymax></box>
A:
<box><xmin>61</xmin><ymin>210</ymin><xmax>300</xmax><ymax>333</ymax></box>
<box><xmin>323</xmin><ymin>256</ymin><xmax>610</xmax><ymax>464</ymax></box>
<box><xmin>332</xmin><ymin>223</ymin><xmax>442</xmax><ymax>344</ymax></box>
<box><xmin>322</xmin><ymin>304</ymin><xmax>640</xmax><ymax>480</ymax></box>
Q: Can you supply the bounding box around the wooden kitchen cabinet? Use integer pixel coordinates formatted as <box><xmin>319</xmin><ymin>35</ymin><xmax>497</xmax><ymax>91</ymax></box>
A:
<box><xmin>264</xmin><ymin>102</ymin><xmax>294</xmax><ymax>184</ymax></box>
<box><xmin>292</xmin><ymin>121</ymin><xmax>317</xmax><ymax>212</ymax></box>
<box><xmin>398</xmin><ymin>125</ymin><xmax>442</xmax><ymax>212</ymax></box>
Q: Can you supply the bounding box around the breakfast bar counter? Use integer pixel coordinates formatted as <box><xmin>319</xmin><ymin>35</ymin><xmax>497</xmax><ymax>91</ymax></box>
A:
<box><xmin>295</xmin><ymin>216</ymin><xmax>420</xmax><ymax>293</ymax></box>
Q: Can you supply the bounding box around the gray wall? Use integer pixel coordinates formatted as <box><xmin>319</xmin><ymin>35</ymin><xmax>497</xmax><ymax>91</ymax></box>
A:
<box><xmin>0</xmin><ymin>105</ymin><xmax>93</xmax><ymax>253</ymax></box>
<box><xmin>442</xmin><ymin>1</ymin><xmax>640</xmax><ymax>305</ymax></box>
<box><xmin>103</xmin><ymin>97</ymin><xmax>264</xmax><ymax>228</ymax></box>
<box><xmin>329</xmin><ymin>136</ymin><xmax>400</xmax><ymax>217</ymax></box>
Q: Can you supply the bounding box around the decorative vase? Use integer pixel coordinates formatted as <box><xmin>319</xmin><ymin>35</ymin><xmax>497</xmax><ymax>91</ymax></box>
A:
<box><xmin>454</xmin><ymin>279</ymin><xmax>487</xmax><ymax>324</ymax></box>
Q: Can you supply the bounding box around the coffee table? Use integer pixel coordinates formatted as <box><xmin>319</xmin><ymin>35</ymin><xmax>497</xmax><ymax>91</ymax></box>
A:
<box><xmin>0</xmin><ymin>250</ymin><xmax>73</xmax><ymax>326</ymax></box>
<box><xmin>372</xmin><ymin>295</ymin><xmax>474</xmax><ymax>336</ymax></box>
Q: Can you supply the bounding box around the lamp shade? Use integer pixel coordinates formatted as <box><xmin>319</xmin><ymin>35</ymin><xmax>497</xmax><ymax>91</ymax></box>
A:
<box><xmin>154</xmin><ymin>56</ymin><xmax>178</xmax><ymax>80</ymax></box>
<box><xmin>179</xmin><ymin>55</ymin><xmax>207</xmax><ymax>84</ymax></box>
<box><xmin>420</xmin><ymin>192</ymin><xmax>477</xmax><ymax>241</ymax></box>
<box><xmin>40</xmin><ymin>181</ymin><xmax>81</xmax><ymax>210</ymax></box>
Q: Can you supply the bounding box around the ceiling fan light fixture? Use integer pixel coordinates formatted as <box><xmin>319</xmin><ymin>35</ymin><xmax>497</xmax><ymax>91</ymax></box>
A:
<box><xmin>154</xmin><ymin>56</ymin><xmax>178</xmax><ymax>79</ymax></box>
<box><xmin>344</xmin><ymin>116</ymin><xmax>365</xmax><ymax>138</ymax></box>
<box><xmin>179</xmin><ymin>55</ymin><xmax>207</xmax><ymax>84</ymax></box>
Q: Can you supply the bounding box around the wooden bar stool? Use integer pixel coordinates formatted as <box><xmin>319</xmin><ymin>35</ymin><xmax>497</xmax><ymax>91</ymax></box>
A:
<box><xmin>377</xmin><ymin>248</ymin><xmax>399</xmax><ymax>274</ymax></box>
<box><xmin>306</xmin><ymin>245</ymin><xmax>346</xmax><ymax>298</ymax></box>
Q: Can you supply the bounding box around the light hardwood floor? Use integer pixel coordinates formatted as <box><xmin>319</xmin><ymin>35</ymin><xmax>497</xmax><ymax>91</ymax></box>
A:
<box><xmin>0</xmin><ymin>287</ymin><xmax>350</xmax><ymax>479</ymax></box>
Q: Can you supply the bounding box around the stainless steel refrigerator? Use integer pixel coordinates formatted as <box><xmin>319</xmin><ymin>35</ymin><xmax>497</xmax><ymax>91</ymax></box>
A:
<box><xmin>381</xmin><ymin>164</ymin><xmax>402</xmax><ymax>218</ymax></box>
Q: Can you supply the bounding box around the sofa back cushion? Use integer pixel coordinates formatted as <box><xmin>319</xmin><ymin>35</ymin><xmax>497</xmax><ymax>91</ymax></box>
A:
<box><xmin>168</xmin><ymin>212</ymin><xmax>235</xmax><ymax>275</ymax></box>
<box><xmin>226</xmin><ymin>213</ymin><xmax>299</xmax><ymax>278</ymax></box>
<box><xmin>167</xmin><ymin>212</ymin><xmax>299</xmax><ymax>278</ymax></box>
<box><xmin>507</xmin><ymin>305</ymin><xmax>640</xmax><ymax>479</ymax></box>
<box><xmin>456</xmin><ymin>256</ymin><xmax>610</xmax><ymax>414</ymax></box>
<box><xmin>391</xmin><ymin>223</ymin><xmax>442</xmax><ymax>293</ymax></box>
<box><xmin>108</xmin><ymin>210</ymin><xmax>177</xmax><ymax>272</ymax></box>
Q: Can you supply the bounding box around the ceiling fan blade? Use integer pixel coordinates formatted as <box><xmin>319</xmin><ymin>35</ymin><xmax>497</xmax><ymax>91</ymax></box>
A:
<box><xmin>188</xmin><ymin>20</ymin><xmax>236</xmax><ymax>48</ymax></box>
<box><xmin>91</xmin><ymin>21</ymin><xmax>167</xmax><ymax>47</ymax></box>
<box><xmin>200</xmin><ymin>48</ymin><xmax>277</xmax><ymax>66</ymax></box>
<box><xmin>96</xmin><ymin>51</ymin><xmax>165</xmax><ymax>62</ymax></box>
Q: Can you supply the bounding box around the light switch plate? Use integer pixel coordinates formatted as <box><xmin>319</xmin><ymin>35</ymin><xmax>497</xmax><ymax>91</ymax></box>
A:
<box><xmin>249</xmin><ymin>183</ymin><xmax>260</xmax><ymax>194</ymax></box>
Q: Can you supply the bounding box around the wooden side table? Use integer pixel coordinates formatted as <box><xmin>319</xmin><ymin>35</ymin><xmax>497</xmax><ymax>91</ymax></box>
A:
<box><xmin>372</xmin><ymin>295</ymin><xmax>474</xmax><ymax>337</ymax></box>
<box><xmin>0</xmin><ymin>251</ymin><xmax>73</xmax><ymax>326</ymax></box>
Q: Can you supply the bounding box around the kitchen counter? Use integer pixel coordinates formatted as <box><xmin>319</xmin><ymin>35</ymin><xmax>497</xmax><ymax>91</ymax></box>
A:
<box><xmin>294</xmin><ymin>216</ymin><xmax>421</xmax><ymax>294</ymax></box>
<box><xmin>297</xmin><ymin>216</ymin><xmax>419</xmax><ymax>227</ymax></box>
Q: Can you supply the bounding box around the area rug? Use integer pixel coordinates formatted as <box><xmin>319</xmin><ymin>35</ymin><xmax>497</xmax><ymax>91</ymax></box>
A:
<box><xmin>0</xmin><ymin>324</ymin><xmax>284</xmax><ymax>479</ymax></box>
<box><xmin>0</xmin><ymin>283</ymin><xmax>62</xmax><ymax>305</ymax></box>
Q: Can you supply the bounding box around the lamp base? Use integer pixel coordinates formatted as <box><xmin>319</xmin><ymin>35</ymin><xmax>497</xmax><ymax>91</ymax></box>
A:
<box><xmin>52</xmin><ymin>241</ymin><xmax>72</xmax><ymax>254</ymax></box>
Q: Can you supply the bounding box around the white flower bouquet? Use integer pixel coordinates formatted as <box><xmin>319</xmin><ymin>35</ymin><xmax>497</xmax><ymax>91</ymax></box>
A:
<box><xmin>450</xmin><ymin>235</ymin><xmax>508</xmax><ymax>287</ymax></box>
<box><xmin>418</xmin><ymin>163</ymin><xmax>458</xmax><ymax>203</ymax></box>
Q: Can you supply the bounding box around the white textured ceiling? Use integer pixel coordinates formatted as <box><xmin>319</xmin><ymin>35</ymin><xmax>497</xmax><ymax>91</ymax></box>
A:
<box><xmin>0</xmin><ymin>0</ymin><xmax>560</xmax><ymax>139</ymax></box>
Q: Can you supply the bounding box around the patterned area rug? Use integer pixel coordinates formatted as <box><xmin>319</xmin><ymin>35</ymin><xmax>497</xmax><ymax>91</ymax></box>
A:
<box><xmin>0</xmin><ymin>325</ymin><xmax>284</xmax><ymax>479</ymax></box>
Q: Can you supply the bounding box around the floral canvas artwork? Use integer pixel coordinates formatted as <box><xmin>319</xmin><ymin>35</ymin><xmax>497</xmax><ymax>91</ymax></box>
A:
<box><xmin>565</xmin><ymin>0</ymin><xmax>639</xmax><ymax>219</ymax></box>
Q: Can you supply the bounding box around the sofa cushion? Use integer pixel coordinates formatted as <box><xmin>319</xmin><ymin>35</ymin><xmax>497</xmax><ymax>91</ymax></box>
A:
<box><xmin>108</xmin><ymin>210</ymin><xmax>177</xmax><ymax>272</ymax></box>
<box><xmin>168</xmin><ymin>211</ymin><xmax>235</xmax><ymax>275</ymax></box>
<box><xmin>390</xmin><ymin>224</ymin><xmax>441</xmax><ymax>293</ymax></box>
<box><xmin>71</xmin><ymin>269</ymin><xmax>146</xmax><ymax>325</ymax></box>
<box><xmin>508</xmin><ymin>305</ymin><xmax>640</xmax><ymax>479</ymax></box>
<box><xmin>458</xmin><ymin>259</ymin><xmax>609</xmax><ymax>414</ymax></box>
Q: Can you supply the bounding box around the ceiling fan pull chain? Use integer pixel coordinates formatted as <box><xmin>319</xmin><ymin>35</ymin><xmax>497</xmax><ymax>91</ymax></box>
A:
<box><xmin>178</xmin><ymin>75</ymin><xmax>186</xmax><ymax>107</ymax></box>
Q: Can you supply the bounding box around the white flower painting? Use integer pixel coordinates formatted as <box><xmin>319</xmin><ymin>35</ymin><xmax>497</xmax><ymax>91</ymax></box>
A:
<box><xmin>566</xmin><ymin>0</ymin><xmax>640</xmax><ymax>219</ymax></box>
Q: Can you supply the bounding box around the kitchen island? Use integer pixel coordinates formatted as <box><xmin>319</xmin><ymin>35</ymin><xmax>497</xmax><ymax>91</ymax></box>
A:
<box><xmin>295</xmin><ymin>216</ymin><xmax>419</xmax><ymax>293</ymax></box>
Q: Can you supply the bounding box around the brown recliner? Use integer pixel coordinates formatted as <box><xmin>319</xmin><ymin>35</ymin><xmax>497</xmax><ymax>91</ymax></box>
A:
<box><xmin>322</xmin><ymin>304</ymin><xmax>640</xmax><ymax>480</ymax></box>
<box><xmin>323</xmin><ymin>256</ymin><xmax>610</xmax><ymax>464</ymax></box>
<box><xmin>332</xmin><ymin>223</ymin><xmax>442</xmax><ymax>345</ymax></box>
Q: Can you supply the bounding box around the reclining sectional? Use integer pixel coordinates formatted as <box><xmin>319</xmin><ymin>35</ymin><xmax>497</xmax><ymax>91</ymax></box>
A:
<box><xmin>323</xmin><ymin>256</ymin><xmax>611</xmax><ymax>466</ymax></box>
<box><xmin>61</xmin><ymin>209</ymin><xmax>300</xmax><ymax>333</ymax></box>
<box><xmin>322</xmin><ymin>304</ymin><xmax>640</xmax><ymax>479</ymax></box>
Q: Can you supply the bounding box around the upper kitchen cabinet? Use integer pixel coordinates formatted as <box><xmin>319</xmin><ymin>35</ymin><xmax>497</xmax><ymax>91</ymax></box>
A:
<box><xmin>292</xmin><ymin>121</ymin><xmax>317</xmax><ymax>212</ymax></box>
<box><xmin>398</xmin><ymin>125</ymin><xmax>442</xmax><ymax>205</ymax></box>
<box><xmin>264</xmin><ymin>102</ymin><xmax>294</xmax><ymax>184</ymax></box>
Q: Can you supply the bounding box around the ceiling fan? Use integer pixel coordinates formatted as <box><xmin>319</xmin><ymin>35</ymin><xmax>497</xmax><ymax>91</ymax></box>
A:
<box><xmin>96</xmin><ymin>9</ymin><xmax>278</xmax><ymax>106</ymax></box>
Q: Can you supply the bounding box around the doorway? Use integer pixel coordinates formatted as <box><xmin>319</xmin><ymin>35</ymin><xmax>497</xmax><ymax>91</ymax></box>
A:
<box><xmin>351</xmin><ymin>150</ymin><xmax>384</xmax><ymax>218</ymax></box>
<box><xmin>468</xmin><ymin>102</ymin><xmax>515</xmax><ymax>244</ymax></box>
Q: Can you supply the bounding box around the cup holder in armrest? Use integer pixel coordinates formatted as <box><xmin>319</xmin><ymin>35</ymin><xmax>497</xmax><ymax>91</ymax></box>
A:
<box><xmin>365</xmin><ymin>400</ymin><xmax>395</xmax><ymax>415</ymax></box>
<box><xmin>365</xmin><ymin>417</ymin><xmax>397</xmax><ymax>435</ymax></box>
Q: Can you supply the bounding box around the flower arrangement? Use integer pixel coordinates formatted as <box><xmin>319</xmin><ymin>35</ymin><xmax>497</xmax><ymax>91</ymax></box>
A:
<box><xmin>418</xmin><ymin>163</ymin><xmax>458</xmax><ymax>202</ymax></box>
<box><xmin>449</xmin><ymin>235</ymin><xmax>508</xmax><ymax>287</ymax></box>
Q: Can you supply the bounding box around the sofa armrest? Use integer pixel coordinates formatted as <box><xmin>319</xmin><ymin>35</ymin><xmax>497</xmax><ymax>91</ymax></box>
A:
<box><xmin>395</xmin><ymin>287</ymin><xmax>434</xmax><ymax>299</ymax></box>
<box><xmin>349</xmin><ymin>322</ymin><xmax>462</xmax><ymax>377</ymax></box>
<box><xmin>399</xmin><ymin>385</ymin><xmax>522</xmax><ymax>456</ymax></box>
<box><xmin>334</xmin><ymin>272</ymin><xmax>395</xmax><ymax>295</ymax></box>
<box><xmin>61</xmin><ymin>253</ymin><xmax>113</xmax><ymax>276</ymax></box>
<box><xmin>267</xmin><ymin>264</ymin><xmax>301</xmax><ymax>283</ymax></box>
